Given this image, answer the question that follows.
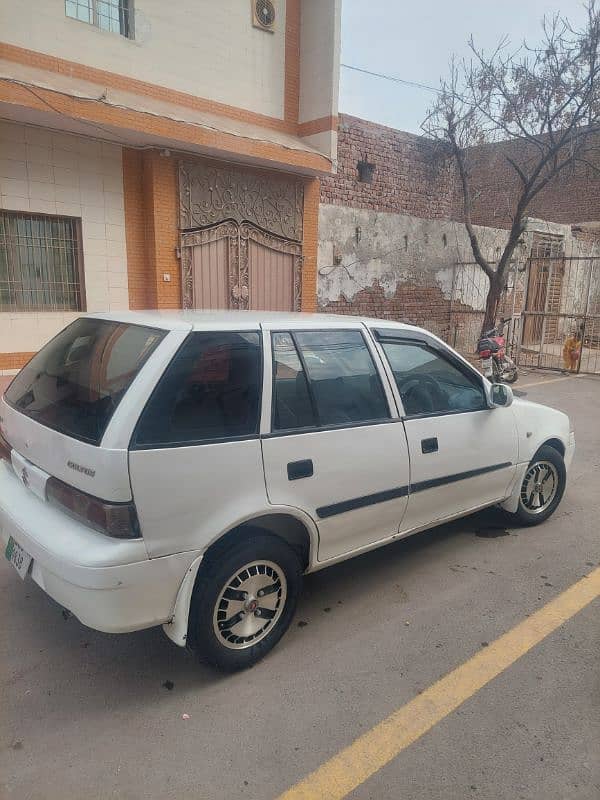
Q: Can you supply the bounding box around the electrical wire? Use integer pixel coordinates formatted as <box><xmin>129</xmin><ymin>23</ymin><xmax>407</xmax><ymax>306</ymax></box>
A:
<box><xmin>340</xmin><ymin>63</ymin><xmax>441</xmax><ymax>94</ymax></box>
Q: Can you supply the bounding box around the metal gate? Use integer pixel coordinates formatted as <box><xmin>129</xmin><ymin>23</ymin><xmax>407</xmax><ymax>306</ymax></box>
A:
<box><xmin>517</xmin><ymin>249</ymin><xmax>600</xmax><ymax>375</ymax></box>
<box><xmin>180</xmin><ymin>221</ymin><xmax>302</xmax><ymax>311</ymax></box>
<box><xmin>447</xmin><ymin>260</ymin><xmax>521</xmax><ymax>359</ymax></box>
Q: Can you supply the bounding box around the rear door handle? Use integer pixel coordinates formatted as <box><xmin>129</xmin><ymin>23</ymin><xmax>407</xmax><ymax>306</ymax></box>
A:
<box><xmin>421</xmin><ymin>437</ymin><xmax>438</xmax><ymax>454</ymax></box>
<box><xmin>287</xmin><ymin>459</ymin><xmax>314</xmax><ymax>481</ymax></box>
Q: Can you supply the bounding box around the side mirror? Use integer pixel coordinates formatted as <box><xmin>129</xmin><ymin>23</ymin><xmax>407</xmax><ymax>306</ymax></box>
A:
<box><xmin>487</xmin><ymin>382</ymin><xmax>514</xmax><ymax>408</ymax></box>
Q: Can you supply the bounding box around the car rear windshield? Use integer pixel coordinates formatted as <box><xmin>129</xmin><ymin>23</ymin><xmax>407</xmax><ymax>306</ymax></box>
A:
<box><xmin>5</xmin><ymin>318</ymin><xmax>166</xmax><ymax>445</ymax></box>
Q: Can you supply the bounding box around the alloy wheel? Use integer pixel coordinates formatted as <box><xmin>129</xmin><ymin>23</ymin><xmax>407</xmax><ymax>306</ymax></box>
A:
<box><xmin>212</xmin><ymin>560</ymin><xmax>287</xmax><ymax>650</ymax></box>
<box><xmin>520</xmin><ymin>460</ymin><xmax>559</xmax><ymax>514</ymax></box>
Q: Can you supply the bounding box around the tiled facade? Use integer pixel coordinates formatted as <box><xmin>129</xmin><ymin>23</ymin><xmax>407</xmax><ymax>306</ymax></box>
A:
<box><xmin>0</xmin><ymin>120</ymin><xmax>128</xmax><ymax>364</ymax></box>
<box><xmin>0</xmin><ymin>3</ymin><xmax>341</xmax><ymax>367</ymax></box>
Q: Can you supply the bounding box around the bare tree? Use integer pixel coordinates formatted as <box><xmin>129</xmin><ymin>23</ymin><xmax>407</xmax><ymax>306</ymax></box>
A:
<box><xmin>423</xmin><ymin>2</ymin><xmax>600</xmax><ymax>333</ymax></box>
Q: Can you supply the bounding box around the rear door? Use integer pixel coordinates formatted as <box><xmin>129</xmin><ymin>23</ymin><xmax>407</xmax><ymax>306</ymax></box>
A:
<box><xmin>374</xmin><ymin>330</ymin><xmax>518</xmax><ymax>533</ymax></box>
<box><xmin>261</xmin><ymin>324</ymin><xmax>410</xmax><ymax>562</ymax></box>
<box><xmin>128</xmin><ymin>329</ymin><xmax>268</xmax><ymax>557</ymax></box>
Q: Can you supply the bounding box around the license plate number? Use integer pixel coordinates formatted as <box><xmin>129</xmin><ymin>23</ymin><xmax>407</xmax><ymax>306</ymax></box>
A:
<box><xmin>481</xmin><ymin>357</ymin><xmax>493</xmax><ymax>376</ymax></box>
<box><xmin>5</xmin><ymin>536</ymin><xmax>32</xmax><ymax>580</ymax></box>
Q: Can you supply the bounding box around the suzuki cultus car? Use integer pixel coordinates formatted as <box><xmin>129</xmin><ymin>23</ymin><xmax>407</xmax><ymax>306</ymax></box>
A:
<box><xmin>1</xmin><ymin>312</ymin><xmax>574</xmax><ymax>670</ymax></box>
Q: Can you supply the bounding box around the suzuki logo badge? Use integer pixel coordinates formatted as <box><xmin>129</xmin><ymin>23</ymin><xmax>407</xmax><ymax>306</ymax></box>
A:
<box><xmin>21</xmin><ymin>467</ymin><xmax>29</xmax><ymax>488</ymax></box>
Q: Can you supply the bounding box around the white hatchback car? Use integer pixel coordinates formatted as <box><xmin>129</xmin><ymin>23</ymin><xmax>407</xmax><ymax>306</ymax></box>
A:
<box><xmin>1</xmin><ymin>312</ymin><xmax>574</xmax><ymax>670</ymax></box>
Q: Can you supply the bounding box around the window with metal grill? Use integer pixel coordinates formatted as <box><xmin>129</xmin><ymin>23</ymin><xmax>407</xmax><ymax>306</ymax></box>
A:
<box><xmin>0</xmin><ymin>212</ymin><xmax>85</xmax><ymax>312</ymax></box>
<box><xmin>65</xmin><ymin>0</ymin><xmax>132</xmax><ymax>38</ymax></box>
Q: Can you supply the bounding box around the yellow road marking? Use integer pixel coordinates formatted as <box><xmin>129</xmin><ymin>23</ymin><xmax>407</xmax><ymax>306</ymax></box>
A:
<box><xmin>277</xmin><ymin>567</ymin><xmax>600</xmax><ymax>800</ymax></box>
<box><xmin>518</xmin><ymin>374</ymin><xmax>584</xmax><ymax>389</ymax></box>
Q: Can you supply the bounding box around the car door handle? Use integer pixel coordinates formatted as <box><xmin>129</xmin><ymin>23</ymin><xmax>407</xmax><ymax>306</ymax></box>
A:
<box><xmin>287</xmin><ymin>459</ymin><xmax>314</xmax><ymax>481</ymax></box>
<box><xmin>421</xmin><ymin>437</ymin><xmax>438</xmax><ymax>454</ymax></box>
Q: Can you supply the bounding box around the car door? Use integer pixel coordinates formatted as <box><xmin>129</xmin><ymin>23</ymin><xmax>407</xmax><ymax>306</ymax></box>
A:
<box><xmin>374</xmin><ymin>329</ymin><xmax>518</xmax><ymax>534</ymax></box>
<box><xmin>128</xmin><ymin>329</ymin><xmax>268</xmax><ymax>557</ymax></box>
<box><xmin>261</xmin><ymin>324</ymin><xmax>411</xmax><ymax>562</ymax></box>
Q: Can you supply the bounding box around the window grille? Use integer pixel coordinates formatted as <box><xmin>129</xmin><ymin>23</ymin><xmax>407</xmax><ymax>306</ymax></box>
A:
<box><xmin>0</xmin><ymin>212</ymin><xmax>85</xmax><ymax>312</ymax></box>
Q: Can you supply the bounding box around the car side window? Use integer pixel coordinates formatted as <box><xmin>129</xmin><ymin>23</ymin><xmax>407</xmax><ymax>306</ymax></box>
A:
<box><xmin>272</xmin><ymin>332</ymin><xmax>317</xmax><ymax>431</ymax></box>
<box><xmin>379</xmin><ymin>340</ymin><xmax>486</xmax><ymax>417</ymax></box>
<box><xmin>294</xmin><ymin>330</ymin><xmax>390</xmax><ymax>426</ymax></box>
<box><xmin>134</xmin><ymin>331</ymin><xmax>262</xmax><ymax>447</ymax></box>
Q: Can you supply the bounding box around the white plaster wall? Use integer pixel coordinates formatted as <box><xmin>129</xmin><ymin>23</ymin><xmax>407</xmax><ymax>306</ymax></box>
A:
<box><xmin>299</xmin><ymin>0</ymin><xmax>341</xmax><ymax>124</ymax></box>
<box><xmin>0</xmin><ymin>121</ymin><xmax>128</xmax><ymax>354</ymax></box>
<box><xmin>317</xmin><ymin>204</ymin><xmax>513</xmax><ymax>309</ymax></box>
<box><xmin>0</xmin><ymin>0</ymin><xmax>287</xmax><ymax>119</ymax></box>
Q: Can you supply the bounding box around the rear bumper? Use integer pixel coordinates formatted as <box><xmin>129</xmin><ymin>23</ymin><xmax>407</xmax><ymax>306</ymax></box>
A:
<box><xmin>0</xmin><ymin>462</ymin><xmax>201</xmax><ymax>634</ymax></box>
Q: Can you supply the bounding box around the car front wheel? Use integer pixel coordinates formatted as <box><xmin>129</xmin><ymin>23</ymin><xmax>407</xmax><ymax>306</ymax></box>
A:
<box><xmin>187</xmin><ymin>534</ymin><xmax>302</xmax><ymax>671</ymax></box>
<box><xmin>505</xmin><ymin>445</ymin><xmax>566</xmax><ymax>526</ymax></box>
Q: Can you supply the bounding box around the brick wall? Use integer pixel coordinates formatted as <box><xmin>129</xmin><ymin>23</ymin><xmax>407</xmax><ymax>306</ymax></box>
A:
<box><xmin>300</xmin><ymin>177</ymin><xmax>320</xmax><ymax>312</ymax></box>
<box><xmin>318</xmin><ymin>115</ymin><xmax>600</xmax><ymax>342</ymax></box>
<box><xmin>123</xmin><ymin>149</ymin><xmax>180</xmax><ymax>310</ymax></box>
<box><xmin>123</xmin><ymin>149</ymin><xmax>153</xmax><ymax>310</ymax></box>
<box><xmin>322</xmin><ymin>280</ymin><xmax>459</xmax><ymax>340</ymax></box>
<box><xmin>457</xmin><ymin>137</ymin><xmax>600</xmax><ymax>229</ymax></box>
<box><xmin>322</xmin><ymin>114</ymin><xmax>600</xmax><ymax>233</ymax></box>
<box><xmin>320</xmin><ymin>114</ymin><xmax>455</xmax><ymax>218</ymax></box>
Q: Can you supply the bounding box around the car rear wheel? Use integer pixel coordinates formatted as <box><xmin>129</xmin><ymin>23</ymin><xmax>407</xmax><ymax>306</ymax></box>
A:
<box><xmin>505</xmin><ymin>445</ymin><xmax>566</xmax><ymax>526</ymax></box>
<box><xmin>187</xmin><ymin>534</ymin><xmax>302</xmax><ymax>671</ymax></box>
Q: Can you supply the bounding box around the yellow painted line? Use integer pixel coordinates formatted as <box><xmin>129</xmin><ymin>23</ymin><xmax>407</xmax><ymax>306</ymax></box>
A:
<box><xmin>277</xmin><ymin>567</ymin><xmax>600</xmax><ymax>800</ymax></box>
<box><xmin>518</xmin><ymin>374</ymin><xmax>583</xmax><ymax>389</ymax></box>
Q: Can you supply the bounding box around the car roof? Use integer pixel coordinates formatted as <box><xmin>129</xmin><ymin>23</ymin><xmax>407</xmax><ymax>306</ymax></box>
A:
<box><xmin>86</xmin><ymin>309</ymin><xmax>421</xmax><ymax>334</ymax></box>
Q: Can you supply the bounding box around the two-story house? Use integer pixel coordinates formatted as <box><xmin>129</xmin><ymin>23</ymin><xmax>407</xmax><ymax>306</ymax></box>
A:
<box><xmin>0</xmin><ymin>0</ymin><xmax>341</xmax><ymax>370</ymax></box>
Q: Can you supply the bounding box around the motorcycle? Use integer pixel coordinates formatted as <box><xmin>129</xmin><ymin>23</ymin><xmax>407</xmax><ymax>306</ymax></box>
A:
<box><xmin>476</xmin><ymin>317</ymin><xmax>519</xmax><ymax>384</ymax></box>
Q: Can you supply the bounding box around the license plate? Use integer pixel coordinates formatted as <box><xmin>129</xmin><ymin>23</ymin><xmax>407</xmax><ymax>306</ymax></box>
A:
<box><xmin>5</xmin><ymin>536</ymin><xmax>32</xmax><ymax>580</ymax></box>
<box><xmin>481</xmin><ymin>357</ymin><xmax>493</xmax><ymax>376</ymax></box>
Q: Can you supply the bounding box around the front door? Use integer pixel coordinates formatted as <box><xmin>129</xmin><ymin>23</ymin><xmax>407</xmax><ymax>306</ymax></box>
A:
<box><xmin>375</xmin><ymin>333</ymin><xmax>518</xmax><ymax>533</ymax></box>
<box><xmin>261</xmin><ymin>326</ymin><xmax>411</xmax><ymax>562</ymax></box>
<box><xmin>523</xmin><ymin>234</ymin><xmax>565</xmax><ymax>346</ymax></box>
<box><xmin>181</xmin><ymin>222</ymin><xmax>301</xmax><ymax>312</ymax></box>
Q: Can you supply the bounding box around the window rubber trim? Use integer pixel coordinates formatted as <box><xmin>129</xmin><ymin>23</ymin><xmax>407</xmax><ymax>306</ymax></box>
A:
<box><xmin>269</xmin><ymin>328</ymin><xmax>393</xmax><ymax>436</ymax></box>
<box><xmin>373</xmin><ymin>330</ymin><xmax>488</xmax><ymax>419</ymax></box>
<box><xmin>129</xmin><ymin>330</ymin><xmax>264</xmax><ymax>451</ymax></box>
<box><xmin>261</xmin><ymin>417</ymin><xmax>403</xmax><ymax>439</ymax></box>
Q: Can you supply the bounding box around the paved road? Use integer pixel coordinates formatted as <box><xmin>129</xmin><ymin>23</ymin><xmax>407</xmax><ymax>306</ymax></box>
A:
<box><xmin>1</xmin><ymin>373</ymin><xmax>599</xmax><ymax>800</ymax></box>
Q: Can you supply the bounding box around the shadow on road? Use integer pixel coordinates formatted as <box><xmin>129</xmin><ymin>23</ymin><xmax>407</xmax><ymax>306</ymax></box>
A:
<box><xmin>3</xmin><ymin>505</ymin><xmax>514</xmax><ymax>714</ymax></box>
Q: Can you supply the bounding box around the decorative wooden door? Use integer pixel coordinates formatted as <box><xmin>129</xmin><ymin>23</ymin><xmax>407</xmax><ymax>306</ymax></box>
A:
<box><xmin>523</xmin><ymin>234</ymin><xmax>565</xmax><ymax>346</ymax></box>
<box><xmin>242</xmin><ymin>224</ymin><xmax>301</xmax><ymax>311</ymax></box>
<box><xmin>181</xmin><ymin>221</ymin><xmax>301</xmax><ymax>311</ymax></box>
<box><xmin>181</xmin><ymin>222</ymin><xmax>237</xmax><ymax>310</ymax></box>
<box><xmin>179</xmin><ymin>158</ymin><xmax>304</xmax><ymax>312</ymax></box>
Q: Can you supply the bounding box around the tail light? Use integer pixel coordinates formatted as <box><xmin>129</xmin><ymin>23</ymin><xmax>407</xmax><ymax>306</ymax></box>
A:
<box><xmin>0</xmin><ymin>431</ymin><xmax>11</xmax><ymax>464</ymax></box>
<box><xmin>46</xmin><ymin>476</ymin><xmax>141</xmax><ymax>539</ymax></box>
<box><xmin>479</xmin><ymin>349</ymin><xmax>492</xmax><ymax>358</ymax></box>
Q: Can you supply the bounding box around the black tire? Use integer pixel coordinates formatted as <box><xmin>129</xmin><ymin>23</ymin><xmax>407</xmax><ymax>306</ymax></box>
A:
<box><xmin>187</xmin><ymin>533</ymin><xmax>302</xmax><ymax>672</ymax></box>
<box><xmin>504</xmin><ymin>445</ymin><xmax>566</xmax><ymax>527</ymax></box>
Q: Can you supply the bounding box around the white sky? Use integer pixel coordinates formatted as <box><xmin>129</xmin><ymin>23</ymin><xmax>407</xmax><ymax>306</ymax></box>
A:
<box><xmin>340</xmin><ymin>0</ymin><xmax>590</xmax><ymax>133</ymax></box>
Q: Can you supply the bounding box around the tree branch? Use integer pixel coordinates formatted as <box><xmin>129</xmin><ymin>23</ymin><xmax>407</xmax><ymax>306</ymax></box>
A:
<box><xmin>450</xmin><ymin>134</ymin><xmax>494</xmax><ymax>279</ymax></box>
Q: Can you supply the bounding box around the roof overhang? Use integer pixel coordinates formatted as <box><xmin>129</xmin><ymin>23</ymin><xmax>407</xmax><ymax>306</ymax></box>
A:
<box><xmin>0</xmin><ymin>60</ymin><xmax>333</xmax><ymax>176</ymax></box>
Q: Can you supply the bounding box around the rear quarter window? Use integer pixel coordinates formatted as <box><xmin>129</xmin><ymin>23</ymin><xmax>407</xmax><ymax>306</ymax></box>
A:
<box><xmin>133</xmin><ymin>331</ymin><xmax>262</xmax><ymax>448</ymax></box>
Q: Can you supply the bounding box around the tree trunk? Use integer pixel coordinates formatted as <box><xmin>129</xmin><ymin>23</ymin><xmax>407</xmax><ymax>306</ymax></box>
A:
<box><xmin>481</xmin><ymin>273</ymin><xmax>503</xmax><ymax>335</ymax></box>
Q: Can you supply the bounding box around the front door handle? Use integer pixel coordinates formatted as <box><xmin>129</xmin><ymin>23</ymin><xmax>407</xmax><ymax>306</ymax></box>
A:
<box><xmin>287</xmin><ymin>459</ymin><xmax>314</xmax><ymax>481</ymax></box>
<box><xmin>421</xmin><ymin>437</ymin><xmax>438</xmax><ymax>454</ymax></box>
